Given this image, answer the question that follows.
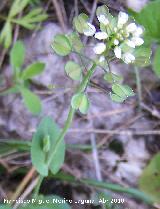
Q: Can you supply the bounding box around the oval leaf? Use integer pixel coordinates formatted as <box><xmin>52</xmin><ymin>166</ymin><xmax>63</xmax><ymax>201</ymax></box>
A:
<box><xmin>10</xmin><ymin>40</ymin><xmax>25</xmax><ymax>69</ymax></box>
<box><xmin>71</xmin><ymin>93</ymin><xmax>90</xmax><ymax>114</ymax></box>
<box><xmin>67</xmin><ymin>32</ymin><xmax>84</xmax><ymax>53</ymax></box>
<box><xmin>104</xmin><ymin>72</ymin><xmax>123</xmax><ymax>84</ymax></box>
<box><xmin>31</xmin><ymin>117</ymin><xmax>65</xmax><ymax>176</ymax></box>
<box><xmin>21</xmin><ymin>62</ymin><xmax>45</xmax><ymax>80</ymax></box>
<box><xmin>73</xmin><ymin>13</ymin><xmax>88</xmax><ymax>34</ymax></box>
<box><xmin>51</xmin><ymin>34</ymin><xmax>72</xmax><ymax>56</ymax></box>
<box><xmin>65</xmin><ymin>61</ymin><xmax>82</xmax><ymax>81</ymax></box>
<box><xmin>110</xmin><ymin>93</ymin><xmax>125</xmax><ymax>103</ymax></box>
<box><xmin>20</xmin><ymin>88</ymin><xmax>42</xmax><ymax>114</ymax></box>
<box><xmin>134</xmin><ymin>46</ymin><xmax>151</xmax><ymax>67</ymax></box>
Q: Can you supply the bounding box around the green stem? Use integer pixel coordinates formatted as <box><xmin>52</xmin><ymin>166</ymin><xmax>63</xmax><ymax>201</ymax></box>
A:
<box><xmin>47</xmin><ymin>63</ymin><xmax>97</xmax><ymax>167</ymax></box>
<box><xmin>134</xmin><ymin>66</ymin><xmax>142</xmax><ymax>109</ymax></box>
<box><xmin>33</xmin><ymin>175</ymin><xmax>44</xmax><ymax>199</ymax></box>
<box><xmin>52</xmin><ymin>172</ymin><xmax>154</xmax><ymax>205</ymax></box>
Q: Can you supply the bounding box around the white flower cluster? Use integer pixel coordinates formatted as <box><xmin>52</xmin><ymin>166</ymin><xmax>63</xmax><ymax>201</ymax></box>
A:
<box><xmin>83</xmin><ymin>11</ymin><xmax>144</xmax><ymax>64</ymax></box>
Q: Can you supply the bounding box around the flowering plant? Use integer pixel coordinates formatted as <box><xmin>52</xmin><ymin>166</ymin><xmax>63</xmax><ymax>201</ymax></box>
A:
<box><xmin>30</xmin><ymin>5</ymin><xmax>151</xmax><ymax>197</ymax></box>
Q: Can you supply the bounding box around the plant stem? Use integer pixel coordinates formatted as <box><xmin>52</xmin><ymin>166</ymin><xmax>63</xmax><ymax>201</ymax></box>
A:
<box><xmin>33</xmin><ymin>175</ymin><xmax>44</xmax><ymax>199</ymax></box>
<box><xmin>47</xmin><ymin>63</ymin><xmax>96</xmax><ymax>167</ymax></box>
<box><xmin>52</xmin><ymin>172</ymin><xmax>154</xmax><ymax>205</ymax></box>
<box><xmin>134</xmin><ymin>66</ymin><xmax>142</xmax><ymax>109</ymax></box>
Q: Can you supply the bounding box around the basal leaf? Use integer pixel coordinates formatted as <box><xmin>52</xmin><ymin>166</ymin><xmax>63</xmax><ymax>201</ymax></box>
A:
<box><xmin>71</xmin><ymin>93</ymin><xmax>90</xmax><ymax>114</ymax></box>
<box><xmin>51</xmin><ymin>34</ymin><xmax>72</xmax><ymax>56</ymax></box>
<box><xmin>10</xmin><ymin>41</ymin><xmax>25</xmax><ymax>70</ymax></box>
<box><xmin>21</xmin><ymin>62</ymin><xmax>45</xmax><ymax>80</ymax></box>
<box><xmin>31</xmin><ymin>117</ymin><xmax>65</xmax><ymax>176</ymax></box>
<box><xmin>65</xmin><ymin>61</ymin><xmax>82</xmax><ymax>81</ymax></box>
<box><xmin>73</xmin><ymin>13</ymin><xmax>88</xmax><ymax>34</ymax></box>
<box><xmin>139</xmin><ymin>153</ymin><xmax>160</xmax><ymax>203</ymax></box>
<box><xmin>20</xmin><ymin>87</ymin><xmax>41</xmax><ymax>114</ymax></box>
<box><xmin>153</xmin><ymin>46</ymin><xmax>160</xmax><ymax>77</ymax></box>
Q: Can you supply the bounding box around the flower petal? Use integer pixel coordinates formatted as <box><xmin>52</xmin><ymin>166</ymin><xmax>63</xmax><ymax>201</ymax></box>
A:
<box><xmin>114</xmin><ymin>39</ymin><xmax>119</xmax><ymax>46</ymax></box>
<box><xmin>114</xmin><ymin>46</ymin><xmax>122</xmax><ymax>59</ymax></box>
<box><xmin>118</xmin><ymin>12</ymin><xmax>128</xmax><ymax>28</ymax></box>
<box><xmin>93</xmin><ymin>43</ymin><xmax>106</xmax><ymax>54</ymax></box>
<box><xmin>83</xmin><ymin>23</ymin><xmax>96</xmax><ymax>36</ymax></box>
<box><xmin>126</xmin><ymin>40</ymin><xmax>135</xmax><ymax>48</ymax></box>
<box><xmin>123</xmin><ymin>53</ymin><xmax>135</xmax><ymax>64</ymax></box>
<box><xmin>97</xmin><ymin>15</ymin><xmax>109</xmax><ymax>25</ymax></box>
<box><xmin>132</xmin><ymin>37</ymin><xmax>144</xmax><ymax>46</ymax></box>
<box><xmin>126</xmin><ymin>23</ymin><xmax>137</xmax><ymax>33</ymax></box>
<box><xmin>95</xmin><ymin>32</ymin><xmax>108</xmax><ymax>40</ymax></box>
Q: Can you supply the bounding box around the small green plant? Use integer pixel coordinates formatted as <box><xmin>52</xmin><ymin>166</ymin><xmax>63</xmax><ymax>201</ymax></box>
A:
<box><xmin>0</xmin><ymin>0</ymin><xmax>47</xmax><ymax>48</ymax></box>
<box><xmin>1</xmin><ymin>3</ymin><xmax>155</xmax><ymax>209</ymax></box>
<box><xmin>29</xmin><ymin>4</ymin><xmax>151</xmax><ymax>200</ymax></box>
<box><xmin>1</xmin><ymin>40</ymin><xmax>45</xmax><ymax>114</ymax></box>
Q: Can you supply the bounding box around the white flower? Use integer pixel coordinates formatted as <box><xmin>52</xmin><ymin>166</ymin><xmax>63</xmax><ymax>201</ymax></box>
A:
<box><xmin>99</xmin><ymin>56</ymin><xmax>105</xmax><ymax>62</ymax></box>
<box><xmin>123</xmin><ymin>53</ymin><xmax>135</xmax><ymax>64</ymax></box>
<box><xmin>126</xmin><ymin>40</ymin><xmax>135</xmax><ymax>48</ymax></box>
<box><xmin>131</xmin><ymin>37</ymin><xmax>144</xmax><ymax>46</ymax></box>
<box><xmin>83</xmin><ymin>23</ymin><xmax>96</xmax><ymax>36</ymax></box>
<box><xmin>97</xmin><ymin>15</ymin><xmax>109</xmax><ymax>25</ymax></box>
<box><xmin>126</xmin><ymin>23</ymin><xmax>137</xmax><ymax>33</ymax></box>
<box><xmin>95</xmin><ymin>32</ymin><xmax>108</xmax><ymax>40</ymax></box>
<box><xmin>134</xmin><ymin>26</ymin><xmax>143</xmax><ymax>37</ymax></box>
<box><xmin>114</xmin><ymin>46</ymin><xmax>122</xmax><ymax>58</ymax></box>
<box><xmin>114</xmin><ymin>39</ymin><xmax>119</xmax><ymax>46</ymax></box>
<box><xmin>93</xmin><ymin>43</ymin><xmax>106</xmax><ymax>54</ymax></box>
<box><xmin>118</xmin><ymin>12</ymin><xmax>128</xmax><ymax>28</ymax></box>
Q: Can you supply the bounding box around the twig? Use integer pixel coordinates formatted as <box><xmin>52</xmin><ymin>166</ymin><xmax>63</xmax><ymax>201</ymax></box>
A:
<box><xmin>140</xmin><ymin>102</ymin><xmax>160</xmax><ymax>119</ymax></box>
<box><xmin>11</xmin><ymin>167</ymin><xmax>36</xmax><ymax>201</ymax></box>
<box><xmin>13</xmin><ymin>177</ymin><xmax>39</xmax><ymax>209</ymax></box>
<box><xmin>52</xmin><ymin>0</ymin><xmax>67</xmax><ymax>31</ymax></box>
<box><xmin>68</xmin><ymin>128</ymin><xmax>160</xmax><ymax>135</ymax></box>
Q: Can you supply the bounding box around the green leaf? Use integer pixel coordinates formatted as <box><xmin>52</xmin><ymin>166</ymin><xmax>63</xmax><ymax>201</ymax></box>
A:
<box><xmin>112</xmin><ymin>84</ymin><xmax>127</xmax><ymax>99</ymax></box>
<box><xmin>9</xmin><ymin>0</ymin><xmax>30</xmax><ymax>18</ymax></box>
<box><xmin>14</xmin><ymin>8</ymin><xmax>48</xmax><ymax>30</ymax></box>
<box><xmin>51</xmin><ymin>34</ymin><xmax>72</xmax><ymax>56</ymax></box>
<box><xmin>139</xmin><ymin>153</ymin><xmax>160</xmax><ymax>203</ymax></box>
<box><xmin>20</xmin><ymin>88</ymin><xmax>41</xmax><ymax>114</ymax></box>
<box><xmin>96</xmin><ymin>5</ymin><xmax>113</xmax><ymax>22</ymax></box>
<box><xmin>19</xmin><ymin>195</ymin><xmax>71</xmax><ymax>209</ymax></box>
<box><xmin>112</xmin><ymin>84</ymin><xmax>135</xmax><ymax>99</ymax></box>
<box><xmin>71</xmin><ymin>93</ymin><xmax>90</xmax><ymax>114</ymax></box>
<box><xmin>31</xmin><ymin>117</ymin><xmax>65</xmax><ymax>176</ymax></box>
<box><xmin>10</xmin><ymin>41</ymin><xmax>25</xmax><ymax>70</ymax></box>
<box><xmin>133</xmin><ymin>0</ymin><xmax>160</xmax><ymax>41</ymax></box>
<box><xmin>110</xmin><ymin>93</ymin><xmax>125</xmax><ymax>103</ymax></box>
<box><xmin>67</xmin><ymin>32</ymin><xmax>83</xmax><ymax>53</ymax></box>
<box><xmin>133</xmin><ymin>45</ymin><xmax>151</xmax><ymax>67</ymax></box>
<box><xmin>73</xmin><ymin>13</ymin><xmax>89</xmax><ymax>34</ymax></box>
<box><xmin>0</xmin><ymin>22</ymin><xmax>12</xmax><ymax>49</ymax></box>
<box><xmin>65</xmin><ymin>61</ymin><xmax>82</xmax><ymax>81</ymax></box>
<box><xmin>153</xmin><ymin>47</ymin><xmax>160</xmax><ymax>77</ymax></box>
<box><xmin>104</xmin><ymin>72</ymin><xmax>123</xmax><ymax>84</ymax></box>
<box><xmin>21</xmin><ymin>62</ymin><xmax>45</xmax><ymax>80</ymax></box>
